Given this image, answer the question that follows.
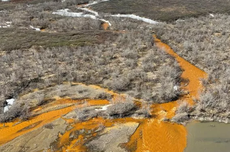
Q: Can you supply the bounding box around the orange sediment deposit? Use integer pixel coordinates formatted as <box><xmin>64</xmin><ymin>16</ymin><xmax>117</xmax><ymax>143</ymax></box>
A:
<box><xmin>0</xmin><ymin>99</ymin><xmax>109</xmax><ymax>146</ymax></box>
<box><xmin>58</xmin><ymin>117</ymin><xmax>142</xmax><ymax>151</ymax></box>
<box><xmin>154</xmin><ymin>35</ymin><xmax>207</xmax><ymax>104</ymax></box>
<box><xmin>125</xmin><ymin>36</ymin><xmax>208</xmax><ymax>152</ymax></box>
<box><xmin>151</xmin><ymin>101</ymin><xmax>178</xmax><ymax>119</ymax></box>
<box><xmin>0</xmin><ymin>35</ymin><xmax>208</xmax><ymax>151</ymax></box>
<box><xmin>126</xmin><ymin>119</ymin><xmax>187</xmax><ymax>152</ymax></box>
<box><xmin>0</xmin><ymin>106</ymin><xmax>75</xmax><ymax>146</ymax></box>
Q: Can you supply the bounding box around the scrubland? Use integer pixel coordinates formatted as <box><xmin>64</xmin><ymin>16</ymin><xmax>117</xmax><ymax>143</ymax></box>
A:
<box><xmin>1</xmin><ymin>0</ymin><xmax>230</xmax><ymax>127</ymax></box>
<box><xmin>0</xmin><ymin>0</ymin><xmax>183</xmax><ymax>122</ymax></box>
<box><xmin>2</xmin><ymin>0</ymin><xmax>230</xmax><ymax>151</ymax></box>
<box><xmin>154</xmin><ymin>14</ymin><xmax>230</xmax><ymax>123</ymax></box>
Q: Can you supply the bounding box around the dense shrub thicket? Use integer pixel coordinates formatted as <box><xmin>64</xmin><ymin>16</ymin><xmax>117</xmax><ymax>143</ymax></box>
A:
<box><xmin>0</xmin><ymin>0</ymin><xmax>184</xmax><ymax>122</ymax></box>
<box><xmin>154</xmin><ymin>14</ymin><xmax>230</xmax><ymax>121</ymax></box>
<box><xmin>0</xmin><ymin>29</ymin><xmax>183</xmax><ymax>121</ymax></box>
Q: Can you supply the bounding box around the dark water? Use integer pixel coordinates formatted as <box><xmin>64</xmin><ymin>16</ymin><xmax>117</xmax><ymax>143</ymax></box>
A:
<box><xmin>185</xmin><ymin>121</ymin><xmax>230</xmax><ymax>152</ymax></box>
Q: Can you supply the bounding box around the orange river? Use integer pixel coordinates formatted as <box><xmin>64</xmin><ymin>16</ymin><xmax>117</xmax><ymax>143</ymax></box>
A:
<box><xmin>0</xmin><ymin>36</ymin><xmax>207</xmax><ymax>152</ymax></box>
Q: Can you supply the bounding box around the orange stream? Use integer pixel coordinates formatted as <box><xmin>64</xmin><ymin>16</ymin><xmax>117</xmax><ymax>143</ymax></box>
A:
<box><xmin>0</xmin><ymin>99</ymin><xmax>108</xmax><ymax>146</ymax></box>
<box><xmin>58</xmin><ymin>117</ymin><xmax>142</xmax><ymax>152</ymax></box>
<box><xmin>124</xmin><ymin>36</ymin><xmax>207</xmax><ymax>152</ymax></box>
<box><xmin>0</xmin><ymin>36</ymin><xmax>207</xmax><ymax>152</ymax></box>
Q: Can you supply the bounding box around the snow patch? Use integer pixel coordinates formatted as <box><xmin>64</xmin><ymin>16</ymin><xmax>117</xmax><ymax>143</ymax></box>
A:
<box><xmin>52</xmin><ymin>9</ymin><xmax>97</xmax><ymax>20</ymax></box>
<box><xmin>53</xmin><ymin>9</ymin><xmax>111</xmax><ymax>26</ymax></box>
<box><xmin>78</xmin><ymin>7</ymin><xmax>99</xmax><ymax>16</ymax></box>
<box><xmin>173</xmin><ymin>85</ymin><xmax>179</xmax><ymax>91</ymax></box>
<box><xmin>1</xmin><ymin>0</ymin><xmax>10</xmax><ymax>2</ymax></box>
<box><xmin>3</xmin><ymin>106</ymin><xmax>9</xmax><ymax>113</ymax></box>
<box><xmin>95</xmin><ymin>105</ymin><xmax>111</xmax><ymax>111</ymax></box>
<box><xmin>84</xmin><ymin>0</ymin><xmax>109</xmax><ymax>7</ymax></box>
<box><xmin>30</xmin><ymin>25</ymin><xmax>41</xmax><ymax>31</ymax></box>
<box><xmin>6</xmin><ymin>98</ymin><xmax>15</xmax><ymax>105</ymax></box>
<box><xmin>111</xmin><ymin>14</ymin><xmax>159</xmax><ymax>24</ymax></box>
<box><xmin>0</xmin><ymin>21</ymin><xmax>12</xmax><ymax>28</ymax></box>
<box><xmin>210</xmin><ymin>13</ymin><xmax>215</xmax><ymax>17</ymax></box>
<box><xmin>3</xmin><ymin>98</ymin><xmax>15</xmax><ymax>113</ymax></box>
<box><xmin>99</xmin><ymin>18</ymin><xmax>111</xmax><ymax>26</ymax></box>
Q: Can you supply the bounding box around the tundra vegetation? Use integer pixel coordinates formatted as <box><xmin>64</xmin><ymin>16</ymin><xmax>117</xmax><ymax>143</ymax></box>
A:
<box><xmin>1</xmin><ymin>0</ymin><xmax>229</xmax><ymax>125</ymax></box>
<box><xmin>154</xmin><ymin>14</ymin><xmax>230</xmax><ymax>123</ymax></box>
<box><xmin>0</xmin><ymin>0</ymin><xmax>184</xmax><ymax>122</ymax></box>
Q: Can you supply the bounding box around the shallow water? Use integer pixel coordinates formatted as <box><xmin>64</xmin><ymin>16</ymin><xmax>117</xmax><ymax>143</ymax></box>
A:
<box><xmin>185</xmin><ymin>121</ymin><xmax>230</xmax><ymax>152</ymax></box>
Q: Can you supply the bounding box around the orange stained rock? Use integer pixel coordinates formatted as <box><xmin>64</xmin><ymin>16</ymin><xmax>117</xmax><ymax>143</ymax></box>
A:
<box><xmin>102</xmin><ymin>22</ymin><xmax>110</xmax><ymax>30</ymax></box>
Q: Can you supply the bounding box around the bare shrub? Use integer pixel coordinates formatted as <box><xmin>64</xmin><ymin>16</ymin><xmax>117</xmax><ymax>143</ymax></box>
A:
<box><xmin>133</xmin><ymin>103</ymin><xmax>151</xmax><ymax>118</ymax></box>
<box><xmin>158</xmin><ymin>63</ymin><xmax>183</xmax><ymax>102</ymax></box>
<box><xmin>171</xmin><ymin>113</ymin><xmax>189</xmax><ymax>123</ymax></box>
<box><xmin>176</xmin><ymin>102</ymin><xmax>190</xmax><ymax>114</ymax></box>
<box><xmin>106</xmin><ymin>96</ymin><xmax>136</xmax><ymax>118</ymax></box>
<box><xmin>104</xmin><ymin>77</ymin><xmax>131</xmax><ymax>91</ymax></box>
<box><xmin>151</xmin><ymin>14</ymin><xmax>230</xmax><ymax>121</ymax></box>
<box><xmin>0</xmin><ymin>102</ymin><xmax>30</xmax><ymax>122</ymax></box>
<box><xmin>75</xmin><ymin>107</ymin><xmax>98</xmax><ymax>121</ymax></box>
<box><xmin>94</xmin><ymin>92</ymin><xmax>112</xmax><ymax>100</ymax></box>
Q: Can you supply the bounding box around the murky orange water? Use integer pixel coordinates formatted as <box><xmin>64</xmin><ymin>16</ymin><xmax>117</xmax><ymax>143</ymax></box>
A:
<box><xmin>0</xmin><ymin>99</ymin><xmax>108</xmax><ymax>146</ymax></box>
<box><xmin>0</xmin><ymin>36</ymin><xmax>207</xmax><ymax>152</ymax></box>
<box><xmin>154</xmin><ymin>36</ymin><xmax>207</xmax><ymax>104</ymax></box>
<box><xmin>125</xmin><ymin>36</ymin><xmax>207</xmax><ymax>152</ymax></box>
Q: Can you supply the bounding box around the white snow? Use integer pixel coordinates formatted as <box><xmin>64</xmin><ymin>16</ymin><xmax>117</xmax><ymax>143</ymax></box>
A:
<box><xmin>3</xmin><ymin>98</ymin><xmax>15</xmax><ymax>113</ymax></box>
<box><xmin>6</xmin><ymin>98</ymin><xmax>15</xmax><ymax>105</ymax></box>
<box><xmin>3</xmin><ymin>106</ymin><xmax>9</xmax><ymax>113</ymax></box>
<box><xmin>53</xmin><ymin>9</ymin><xmax>111</xmax><ymax>26</ymax></box>
<box><xmin>30</xmin><ymin>25</ymin><xmax>40</xmax><ymax>31</ymax></box>
<box><xmin>173</xmin><ymin>85</ymin><xmax>179</xmax><ymax>91</ymax></box>
<box><xmin>111</xmin><ymin>14</ymin><xmax>159</xmax><ymax>24</ymax></box>
<box><xmin>84</xmin><ymin>0</ymin><xmax>109</xmax><ymax>7</ymax></box>
<box><xmin>53</xmin><ymin>0</ymin><xmax>160</xmax><ymax>30</ymax></box>
<box><xmin>210</xmin><ymin>14</ymin><xmax>215</xmax><ymax>17</ymax></box>
<box><xmin>1</xmin><ymin>0</ymin><xmax>10</xmax><ymax>2</ymax></box>
<box><xmin>99</xmin><ymin>18</ymin><xmax>111</xmax><ymax>26</ymax></box>
<box><xmin>95</xmin><ymin>105</ymin><xmax>111</xmax><ymax>111</ymax></box>
<box><xmin>0</xmin><ymin>21</ymin><xmax>12</xmax><ymax>28</ymax></box>
<box><xmin>52</xmin><ymin>9</ymin><xmax>97</xmax><ymax>20</ymax></box>
<box><xmin>78</xmin><ymin>7</ymin><xmax>99</xmax><ymax>16</ymax></box>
